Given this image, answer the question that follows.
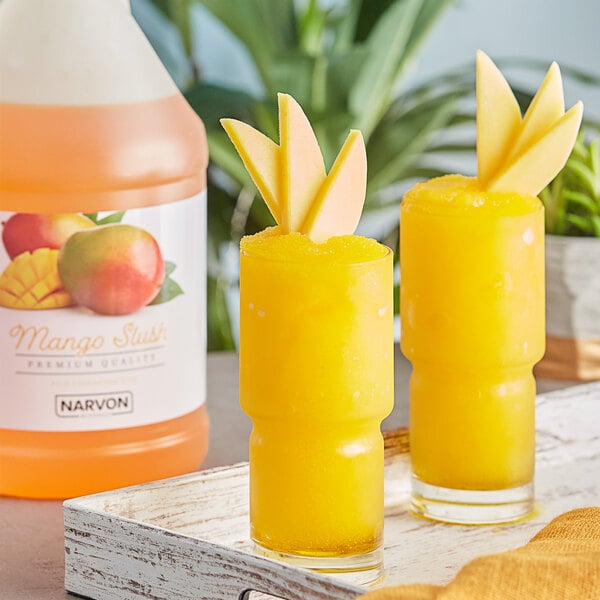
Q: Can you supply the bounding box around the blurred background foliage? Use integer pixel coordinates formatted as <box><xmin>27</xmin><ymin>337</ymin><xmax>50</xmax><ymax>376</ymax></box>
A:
<box><xmin>131</xmin><ymin>0</ymin><xmax>600</xmax><ymax>351</ymax></box>
<box><xmin>541</xmin><ymin>127</ymin><xmax>600</xmax><ymax>237</ymax></box>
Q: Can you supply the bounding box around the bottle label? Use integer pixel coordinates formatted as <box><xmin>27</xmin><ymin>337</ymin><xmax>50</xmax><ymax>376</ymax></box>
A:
<box><xmin>0</xmin><ymin>194</ymin><xmax>206</xmax><ymax>431</ymax></box>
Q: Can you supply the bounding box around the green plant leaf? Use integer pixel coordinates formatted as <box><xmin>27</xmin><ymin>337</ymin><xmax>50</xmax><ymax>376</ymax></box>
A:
<box><xmin>197</xmin><ymin>0</ymin><xmax>297</xmax><ymax>91</ymax></box>
<box><xmin>166</xmin><ymin>0</ymin><xmax>195</xmax><ymax>58</ymax></box>
<box><xmin>567</xmin><ymin>160</ymin><xmax>599</xmax><ymax>197</ymax></box>
<box><xmin>132</xmin><ymin>0</ymin><xmax>192</xmax><ymax>88</ymax></box>
<box><xmin>324</xmin><ymin>47</ymin><xmax>370</xmax><ymax>109</ymax></box>
<box><xmin>589</xmin><ymin>138</ymin><xmax>600</xmax><ymax>176</ymax></box>
<box><xmin>400</xmin><ymin>166</ymin><xmax>449</xmax><ymax>179</ymax></box>
<box><xmin>566</xmin><ymin>213</ymin><xmax>594</xmax><ymax>235</ymax></box>
<box><xmin>357</xmin><ymin>204</ymin><xmax>400</xmax><ymax>239</ymax></box>
<box><xmin>540</xmin><ymin>177</ymin><xmax>565</xmax><ymax>235</ymax></box>
<box><xmin>349</xmin><ymin>0</ymin><xmax>423</xmax><ymax>140</ymax></box>
<box><xmin>164</xmin><ymin>260</ymin><xmax>177</xmax><ymax>277</ymax></box>
<box><xmin>83</xmin><ymin>211</ymin><xmax>127</xmax><ymax>225</ymax></box>
<box><xmin>253</xmin><ymin>99</ymin><xmax>279</xmax><ymax>141</ymax></box>
<box><xmin>427</xmin><ymin>143</ymin><xmax>476</xmax><ymax>153</ymax></box>
<box><xmin>348</xmin><ymin>0</ymin><xmax>452</xmax><ymax>142</ymax></box>
<box><xmin>539</xmin><ymin>129</ymin><xmax>600</xmax><ymax>236</ymax></box>
<box><xmin>206</xmin><ymin>182</ymin><xmax>236</xmax><ymax>279</ymax></box>
<box><xmin>299</xmin><ymin>0</ymin><xmax>326</xmax><ymax>56</ymax></box>
<box><xmin>96</xmin><ymin>211</ymin><xmax>126</xmax><ymax>225</ymax></box>
<box><xmin>148</xmin><ymin>0</ymin><xmax>170</xmax><ymax>16</ymax></box>
<box><xmin>247</xmin><ymin>194</ymin><xmax>277</xmax><ymax>232</ymax></box>
<box><xmin>367</xmin><ymin>92</ymin><xmax>458</xmax><ymax>192</ymax></box>
<box><xmin>149</xmin><ymin>276</ymin><xmax>184</xmax><ymax>305</ymax></box>
<box><xmin>564</xmin><ymin>190</ymin><xmax>598</xmax><ymax>214</ymax></box>
<box><xmin>207</xmin><ymin>275</ymin><xmax>236</xmax><ymax>350</ymax></box>
<box><xmin>268</xmin><ymin>51</ymin><xmax>316</xmax><ymax>106</ymax></box>
<box><xmin>148</xmin><ymin>1</ymin><xmax>195</xmax><ymax>59</ymax></box>
<box><xmin>185</xmin><ymin>83</ymin><xmax>256</xmax><ymax>130</ymax></box>
<box><xmin>330</xmin><ymin>0</ymin><xmax>362</xmax><ymax>52</ymax></box>
<box><xmin>353</xmin><ymin>0</ymin><xmax>395</xmax><ymax>42</ymax></box>
<box><xmin>313</xmin><ymin>111</ymin><xmax>355</xmax><ymax>169</ymax></box>
<box><xmin>393</xmin><ymin>283</ymin><xmax>400</xmax><ymax>314</ymax></box>
<box><xmin>402</xmin><ymin>0</ymin><xmax>452</xmax><ymax>64</ymax></box>
<box><xmin>207</xmin><ymin>130</ymin><xmax>256</xmax><ymax>191</ymax></box>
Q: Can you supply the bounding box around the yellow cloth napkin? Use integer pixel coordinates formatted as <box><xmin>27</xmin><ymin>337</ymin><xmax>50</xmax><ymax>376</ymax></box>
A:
<box><xmin>358</xmin><ymin>507</ymin><xmax>600</xmax><ymax>600</ymax></box>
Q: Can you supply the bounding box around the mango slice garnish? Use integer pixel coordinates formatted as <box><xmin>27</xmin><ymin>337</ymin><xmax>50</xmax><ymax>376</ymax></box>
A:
<box><xmin>277</xmin><ymin>93</ymin><xmax>327</xmax><ymax>232</ymax></box>
<box><xmin>221</xmin><ymin>93</ymin><xmax>367</xmax><ymax>243</ymax></box>
<box><xmin>301</xmin><ymin>130</ymin><xmax>367</xmax><ymax>243</ymax></box>
<box><xmin>0</xmin><ymin>248</ymin><xmax>73</xmax><ymax>309</ymax></box>
<box><xmin>220</xmin><ymin>119</ymin><xmax>280</xmax><ymax>223</ymax></box>
<box><xmin>477</xmin><ymin>50</ymin><xmax>583</xmax><ymax>196</ymax></box>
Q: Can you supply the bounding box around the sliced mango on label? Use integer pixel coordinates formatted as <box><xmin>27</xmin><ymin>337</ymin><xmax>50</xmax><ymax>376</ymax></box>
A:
<box><xmin>476</xmin><ymin>50</ymin><xmax>522</xmax><ymax>187</ymax></box>
<box><xmin>278</xmin><ymin>93</ymin><xmax>326</xmax><ymax>232</ymax></box>
<box><xmin>487</xmin><ymin>101</ymin><xmax>583</xmax><ymax>196</ymax></box>
<box><xmin>0</xmin><ymin>248</ymin><xmax>73</xmax><ymax>309</ymax></box>
<box><xmin>301</xmin><ymin>131</ymin><xmax>367</xmax><ymax>243</ymax></box>
<box><xmin>221</xmin><ymin>118</ymin><xmax>280</xmax><ymax>222</ymax></box>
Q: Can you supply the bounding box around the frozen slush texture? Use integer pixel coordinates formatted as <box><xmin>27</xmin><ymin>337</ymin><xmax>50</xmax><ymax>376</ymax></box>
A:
<box><xmin>240</xmin><ymin>230</ymin><xmax>393</xmax><ymax>554</ymax></box>
<box><xmin>401</xmin><ymin>175</ymin><xmax>545</xmax><ymax>490</ymax></box>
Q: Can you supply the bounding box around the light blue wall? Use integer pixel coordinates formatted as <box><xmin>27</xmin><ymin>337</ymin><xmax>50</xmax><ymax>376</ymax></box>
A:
<box><xmin>407</xmin><ymin>0</ymin><xmax>600</xmax><ymax>118</ymax></box>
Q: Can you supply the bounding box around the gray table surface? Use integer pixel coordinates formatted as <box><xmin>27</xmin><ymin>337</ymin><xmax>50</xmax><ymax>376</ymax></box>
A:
<box><xmin>0</xmin><ymin>349</ymin><xmax>570</xmax><ymax>600</ymax></box>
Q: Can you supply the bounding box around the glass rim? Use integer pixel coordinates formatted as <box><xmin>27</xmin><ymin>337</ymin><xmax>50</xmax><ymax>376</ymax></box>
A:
<box><xmin>240</xmin><ymin>241</ymin><xmax>393</xmax><ymax>267</ymax></box>
<box><xmin>400</xmin><ymin>198</ymin><xmax>545</xmax><ymax>220</ymax></box>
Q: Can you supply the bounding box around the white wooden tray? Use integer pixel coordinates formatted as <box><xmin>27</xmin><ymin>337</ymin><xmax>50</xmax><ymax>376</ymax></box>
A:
<box><xmin>64</xmin><ymin>383</ymin><xmax>600</xmax><ymax>600</ymax></box>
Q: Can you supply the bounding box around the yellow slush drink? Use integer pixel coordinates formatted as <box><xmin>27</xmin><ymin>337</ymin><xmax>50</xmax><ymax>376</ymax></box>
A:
<box><xmin>401</xmin><ymin>175</ymin><xmax>545</xmax><ymax>523</ymax></box>
<box><xmin>240</xmin><ymin>228</ymin><xmax>393</xmax><ymax>565</ymax></box>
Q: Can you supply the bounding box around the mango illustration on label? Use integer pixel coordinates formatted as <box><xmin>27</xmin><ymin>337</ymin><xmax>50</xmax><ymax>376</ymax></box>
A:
<box><xmin>0</xmin><ymin>211</ymin><xmax>183</xmax><ymax>314</ymax></box>
<box><xmin>0</xmin><ymin>248</ymin><xmax>73</xmax><ymax>309</ymax></box>
<box><xmin>58</xmin><ymin>224</ymin><xmax>165</xmax><ymax>316</ymax></box>
<box><xmin>2</xmin><ymin>212</ymin><xmax>96</xmax><ymax>259</ymax></box>
<box><xmin>221</xmin><ymin>93</ymin><xmax>367</xmax><ymax>243</ymax></box>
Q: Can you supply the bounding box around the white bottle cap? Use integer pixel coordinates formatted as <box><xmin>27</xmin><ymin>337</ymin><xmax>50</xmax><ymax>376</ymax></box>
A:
<box><xmin>0</xmin><ymin>0</ymin><xmax>178</xmax><ymax>105</ymax></box>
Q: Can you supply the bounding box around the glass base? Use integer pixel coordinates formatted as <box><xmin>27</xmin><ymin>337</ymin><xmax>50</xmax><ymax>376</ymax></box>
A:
<box><xmin>252</xmin><ymin>542</ymin><xmax>384</xmax><ymax>587</ymax></box>
<box><xmin>411</xmin><ymin>476</ymin><xmax>534</xmax><ymax>525</ymax></box>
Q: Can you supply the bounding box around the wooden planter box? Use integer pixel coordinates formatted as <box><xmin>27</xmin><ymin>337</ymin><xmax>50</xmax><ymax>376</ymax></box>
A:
<box><xmin>536</xmin><ymin>234</ymin><xmax>600</xmax><ymax>380</ymax></box>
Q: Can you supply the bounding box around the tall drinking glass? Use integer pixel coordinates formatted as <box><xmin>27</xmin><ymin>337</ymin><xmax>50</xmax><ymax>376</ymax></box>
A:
<box><xmin>239</xmin><ymin>230</ymin><xmax>393</xmax><ymax>581</ymax></box>
<box><xmin>400</xmin><ymin>175</ymin><xmax>545</xmax><ymax>524</ymax></box>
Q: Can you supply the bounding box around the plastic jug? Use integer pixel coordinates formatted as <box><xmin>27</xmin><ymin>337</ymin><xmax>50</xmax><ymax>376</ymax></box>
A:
<box><xmin>0</xmin><ymin>0</ymin><xmax>209</xmax><ymax>498</ymax></box>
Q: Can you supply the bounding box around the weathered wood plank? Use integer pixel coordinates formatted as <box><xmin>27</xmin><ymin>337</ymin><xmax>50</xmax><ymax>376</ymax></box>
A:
<box><xmin>64</xmin><ymin>383</ymin><xmax>600</xmax><ymax>600</ymax></box>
